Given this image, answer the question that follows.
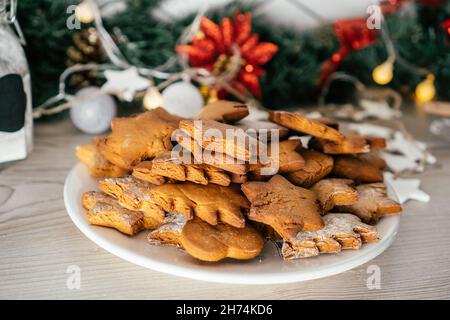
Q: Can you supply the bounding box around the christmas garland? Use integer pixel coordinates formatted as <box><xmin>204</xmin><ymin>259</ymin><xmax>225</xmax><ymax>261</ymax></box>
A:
<box><xmin>18</xmin><ymin>0</ymin><xmax>450</xmax><ymax>108</ymax></box>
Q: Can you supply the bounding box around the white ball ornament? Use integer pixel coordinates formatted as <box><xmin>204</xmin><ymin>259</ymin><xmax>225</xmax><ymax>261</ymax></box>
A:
<box><xmin>70</xmin><ymin>87</ymin><xmax>117</xmax><ymax>134</ymax></box>
<box><xmin>161</xmin><ymin>81</ymin><xmax>204</xmax><ymax>117</ymax></box>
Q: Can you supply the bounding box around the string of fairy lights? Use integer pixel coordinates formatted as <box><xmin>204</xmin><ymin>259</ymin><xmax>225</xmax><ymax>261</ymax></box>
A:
<box><xmin>371</xmin><ymin>6</ymin><xmax>436</xmax><ymax>104</ymax></box>
<box><xmin>34</xmin><ymin>0</ymin><xmax>439</xmax><ymax>119</ymax></box>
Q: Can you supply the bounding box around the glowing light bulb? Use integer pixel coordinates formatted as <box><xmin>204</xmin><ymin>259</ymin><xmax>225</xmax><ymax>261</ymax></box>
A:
<box><xmin>75</xmin><ymin>1</ymin><xmax>95</xmax><ymax>24</ymax></box>
<box><xmin>207</xmin><ymin>89</ymin><xmax>218</xmax><ymax>104</ymax></box>
<box><xmin>415</xmin><ymin>74</ymin><xmax>436</xmax><ymax>104</ymax></box>
<box><xmin>143</xmin><ymin>87</ymin><xmax>164</xmax><ymax>110</ymax></box>
<box><xmin>372</xmin><ymin>60</ymin><xmax>394</xmax><ymax>85</ymax></box>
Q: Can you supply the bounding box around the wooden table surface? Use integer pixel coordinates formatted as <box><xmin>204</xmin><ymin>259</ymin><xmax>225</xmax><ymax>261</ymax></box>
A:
<box><xmin>1</xmin><ymin>109</ymin><xmax>450</xmax><ymax>300</ymax></box>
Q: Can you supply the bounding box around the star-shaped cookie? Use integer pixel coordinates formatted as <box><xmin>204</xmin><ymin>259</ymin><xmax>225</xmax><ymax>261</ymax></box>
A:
<box><xmin>242</xmin><ymin>175</ymin><xmax>324</xmax><ymax>241</ymax></box>
<box><xmin>282</xmin><ymin>213</ymin><xmax>379</xmax><ymax>260</ymax></box>
<box><xmin>311</xmin><ymin>178</ymin><xmax>359</xmax><ymax>212</ymax></box>
<box><xmin>335</xmin><ymin>182</ymin><xmax>402</xmax><ymax>223</ymax></box>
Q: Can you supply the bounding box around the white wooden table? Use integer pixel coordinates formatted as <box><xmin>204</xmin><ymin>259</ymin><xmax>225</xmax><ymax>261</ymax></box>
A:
<box><xmin>1</xmin><ymin>110</ymin><xmax>450</xmax><ymax>299</ymax></box>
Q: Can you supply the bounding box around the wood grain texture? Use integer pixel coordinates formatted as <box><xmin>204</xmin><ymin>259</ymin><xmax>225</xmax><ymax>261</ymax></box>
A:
<box><xmin>1</xmin><ymin>111</ymin><xmax>450</xmax><ymax>300</ymax></box>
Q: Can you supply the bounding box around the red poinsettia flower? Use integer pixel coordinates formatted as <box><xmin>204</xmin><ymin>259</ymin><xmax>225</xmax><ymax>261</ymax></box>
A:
<box><xmin>176</xmin><ymin>12</ymin><xmax>278</xmax><ymax>98</ymax></box>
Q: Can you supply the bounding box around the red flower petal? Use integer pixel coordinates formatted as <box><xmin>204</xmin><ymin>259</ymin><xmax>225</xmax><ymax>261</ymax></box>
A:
<box><xmin>192</xmin><ymin>38</ymin><xmax>217</xmax><ymax>57</ymax></box>
<box><xmin>238</xmin><ymin>71</ymin><xmax>261</xmax><ymax>98</ymax></box>
<box><xmin>201</xmin><ymin>17</ymin><xmax>225</xmax><ymax>53</ymax></box>
<box><xmin>176</xmin><ymin>45</ymin><xmax>215</xmax><ymax>66</ymax></box>
<box><xmin>233</xmin><ymin>11</ymin><xmax>252</xmax><ymax>45</ymax></box>
<box><xmin>221</xmin><ymin>17</ymin><xmax>234</xmax><ymax>52</ymax></box>
<box><xmin>240</xmin><ymin>34</ymin><xmax>259</xmax><ymax>57</ymax></box>
<box><xmin>245</xmin><ymin>42</ymin><xmax>279</xmax><ymax>65</ymax></box>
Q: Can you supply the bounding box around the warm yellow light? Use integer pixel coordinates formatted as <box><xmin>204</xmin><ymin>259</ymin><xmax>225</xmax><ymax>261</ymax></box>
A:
<box><xmin>75</xmin><ymin>1</ymin><xmax>95</xmax><ymax>24</ymax></box>
<box><xmin>207</xmin><ymin>88</ymin><xmax>218</xmax><ymax>104</ymax></box>
<box><xmin>143</xmin><ymin>87</ymin><xmax>164</xmax><ymax>110</ymax></box>
<box><xmin>372</xmin><ymin>60</ymin><xmax>394</xmax><ymax>85</ymax></box>
<box><xmin>415</xmin><ymin>74</ymin><xmax>436</xmax><ymax>104</ymax></box>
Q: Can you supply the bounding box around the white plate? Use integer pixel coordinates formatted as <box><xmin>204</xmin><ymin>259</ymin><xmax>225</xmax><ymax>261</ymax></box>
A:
<box><xmin>64</xmin><ymin>163</ymin><xmax>400</xmax><ymax>284</ymax></box>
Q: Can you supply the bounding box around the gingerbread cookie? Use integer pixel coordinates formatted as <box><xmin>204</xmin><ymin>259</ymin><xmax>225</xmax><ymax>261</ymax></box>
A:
<box><xmin>269</xmin><ymin>111</ymin><xmax>344</xmax><ymax>143</ymax></box>
<box><xmin>308</xmin><ymin>135</ymin><xmax>370</xmax><ymax>154</ymax></box>
<box><xmin>133</xmin><ymin>152</ymin><xmax>232</xmax><ymax>186</ymax></box>
<box><xmin>281</xmin><ymin>213</ymin><xmax>379</xmax><ymax>260</ymax></box>
<box><xmin>332</xmin><ymin>155</ymin><xmax>384</xmax><ymax>183</ymax></box>
<box><xmin>132</xmin><ymin>161</ymin><xmax>166</xmax><ymax>185</ymax></box>
<box><xmin>175</xmin><ymin>129</ymin><xmax>248</xmax><ymax>175</ymax></box>
<box><xmin>82</xmin><ymin>191</ymin><xmax>144</xmax><ymax>235</ymax></box>
<box><xmin>230</xmin><ymin>173</ymin><xmax>248</xmax><ymax>184</ymax></box>
<box><xmin>336</xmin><ymin>183</ymin><xmax>402</xmax><ymax>223</ymax></box>
<box><xmin>236</xmin><ymin>119</ymin><xmax>289</xmax><ymax>141</ymax></box>
<box><xmin>98</xmin><ymin>108</ymin><xmax>182</xmax><ymax>170</ymax></box>
<box><xmin>285</xmin><ymin>149</ymin><xmax>334</xmax><ymax>187</ymax></box>
<box><xmin>316</xmin><ymin>116</ymin><xmax>339</xmax><ymax>130</ymax></box>
<box><xmin>180</xmin><ymin>217</ymin><xmax>264</xmax><ymax>262</ymax></box>
<box><xmin>358</xmin><ymin>153</ymin><xmax>387</xmax><ymax>170</ymax></box>
<box><xmin>242</xmin><ymin>175</ymin><xmax>324</xmax><ymax>241</ymax></box>
<box><xmin>364</xmin><ymin>136</ymin><xmax>386</xmax><ymax>151</ymax></box>
<box><xmin>250</xmin><ymin>139</ymin><xmax>305</xmax><ymax>176</ymax></box>
<box><xmin>148</xmin><ymin>214</ymin><xmax>186</xmax><ymax>247</ymax></box>
<box><xmin>196</xmin><ymin>100</ymin><xmax>249</xmax><ymax>123</ymax></box>
<box><xmin>76</xmin><ymin>138</ymin><xmax>129</xmax><ymax>178</ymax></box>
<box><xmin>149</xmin><ymin>182</ymin><xmax>249</xmax><ymax>228</ymax></box>
<box><xmin>98</xmin><ymin>176</ymin><xmax>166</xmax><ymax>229</ymax></box>
<box><xmin>311</xmin><ymin>179</ymin><xmax>359</xmax><ymax>212</ymax></box>
<box><xmin>179</xmin><ymin>119</ymin><xmax>260</xmax><ymax>162</ymax></box>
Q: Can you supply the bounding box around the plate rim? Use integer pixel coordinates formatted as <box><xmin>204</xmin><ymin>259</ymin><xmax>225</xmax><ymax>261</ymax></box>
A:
<box><xmin>64</xmin><ymin>163</ymin><xmax>399</xmax><ymax>285</ymax></box>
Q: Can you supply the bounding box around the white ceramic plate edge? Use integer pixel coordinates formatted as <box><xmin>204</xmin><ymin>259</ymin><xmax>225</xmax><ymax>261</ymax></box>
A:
<box><xmin>64</xmin><ymin>163</ymin><xmax>399</xmax><ymax>285</ymax></box>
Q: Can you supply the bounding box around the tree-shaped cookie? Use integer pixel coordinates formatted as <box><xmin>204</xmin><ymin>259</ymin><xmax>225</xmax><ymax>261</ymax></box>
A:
<box><xmin>311</xmin><ymin>179</ymin><xmax>359</xmax><ymax>212</ymax></box>
<box><xmin>335</xmin><ymin>183</ymin><xmax>402</xmax><ymax>223</ymax></box>
<box><xmin>149</xmin><ymin>182</ymin><xmax>249</xmax><ymax>228</ymax></box>
<box><xmin>285</xmin><ymin>149</ymin><xmax>334</xmax><ymax>187</ymax></box>
<box><xmin>98</xmin><ymin>108</ymin><xmax>182</xmax><ymax>170</ymax></box>
<box><xmin>281</xmin><ymin>213</ymin><xmax>379</xmax><ymax>260</ymax></box>
<box><xmin>180</xmin><ymin>217</ymin><xmax>264</xmax><ymax>262</ymax></box>
<box><xmin>242</xmin><ymin>175</ymin><xmax>324</xmax><ymax>241</ymax></box>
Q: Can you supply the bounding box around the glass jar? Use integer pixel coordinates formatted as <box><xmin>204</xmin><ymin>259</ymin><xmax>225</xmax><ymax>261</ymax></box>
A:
<box><xmin>0</xmin><ymin>0</ymin><xmax>33</xmax><ymax>163</ymax></box>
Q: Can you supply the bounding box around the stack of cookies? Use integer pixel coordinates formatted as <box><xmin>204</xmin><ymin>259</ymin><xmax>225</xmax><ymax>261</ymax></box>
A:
<box><xmin>77</xmin><ymin>100</ymin><xmax>402</xmax><ymax>262</ymax></box>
